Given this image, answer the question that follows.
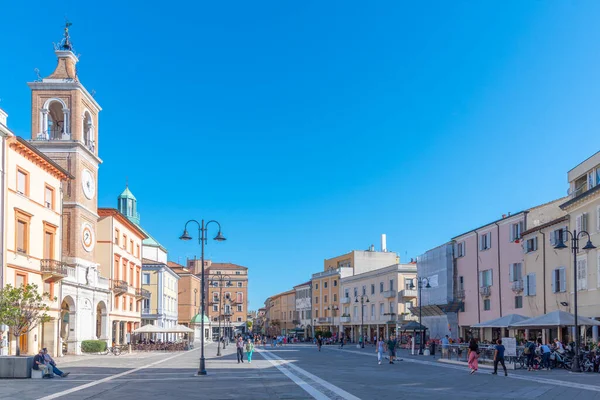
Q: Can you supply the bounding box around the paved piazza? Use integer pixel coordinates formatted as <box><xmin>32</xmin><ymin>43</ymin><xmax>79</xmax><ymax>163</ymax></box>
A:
<box><xmin>3</xmin><ymin>343</ymin><xmax>600</xmax><ymax>399</ymax></box>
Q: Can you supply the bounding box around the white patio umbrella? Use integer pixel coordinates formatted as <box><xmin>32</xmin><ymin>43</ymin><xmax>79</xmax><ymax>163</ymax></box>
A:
<box><xmin>509</xmin><ymin>310</ymin><xmax>600</xmax><ymax>328</ymax></box>
<box><xmin>472</xmin><ymin>314</ymin><xmax>529</xmax><ymax>328</ymax></box>
<box><xmin>133</xmin><ymin>324</ymin><xmax>167</xmax><ymax>333</ymax></box>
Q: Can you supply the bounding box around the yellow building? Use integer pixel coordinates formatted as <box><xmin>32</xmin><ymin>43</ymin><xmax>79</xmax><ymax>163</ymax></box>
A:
<box><xmin>1</xmin><ymin>116</ymin><xmax>71</xmax><ymax>356</ymax></box>
<box><xmin>97</xmin><ymin>208</ymin><xmax>147</xmax><ymax>344</ymax></box>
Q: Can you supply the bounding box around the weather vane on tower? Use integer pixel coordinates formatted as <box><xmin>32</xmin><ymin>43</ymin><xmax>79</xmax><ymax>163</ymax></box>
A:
<box><xmin>54</xmin><ymin>19</ymin><xmax>74</xmax><ymax>52</ymax></box>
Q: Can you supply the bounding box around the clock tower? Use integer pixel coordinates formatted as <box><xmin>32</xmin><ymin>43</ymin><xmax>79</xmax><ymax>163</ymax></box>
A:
<box><xmin>28</xmin><ymin>24</ymin><xmax>101</xmax><ymax>268</ymax></box>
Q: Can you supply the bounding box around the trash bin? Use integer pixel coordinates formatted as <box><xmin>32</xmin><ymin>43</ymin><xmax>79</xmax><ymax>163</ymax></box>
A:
<box><xmin>430</xmin><ymin>342</ymin><xmax>436</xmax><ymax>356</ymax></box>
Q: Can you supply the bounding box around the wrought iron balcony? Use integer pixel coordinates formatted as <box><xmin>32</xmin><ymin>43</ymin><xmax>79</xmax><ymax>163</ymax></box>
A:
<box><xmin>340</xmin><ymin>316</ymin><xmax>351</xmax><ymax>323</ymax></box>
<box><xmin>135</xmin><ymin>288</ymin><xmax>151</xmax><ymax>299</ymax></box>
<box><xmin>456</xmin><ymin>289</ymin><xmax>465</xmax><ymax>299</ymax></box>
<box><xmin>400</xmin><ymin>289</ymin><xmax>417</xmax><ymax>298</ymax></box>
<box><xmin>479</xmin><ymin>286</ymin><xmax>491</xmax><ymax>297</ymax></box>
<box><xmin>317</xmin><ymin>317</ymin><xmax>332</xmax><ymax>323</ymax></box>
<box><xmin>41</xmin><ymin>259</ymin><xmax>69</xmax><ymax>282</ymax></box>
<box><xmin>511</xmin><ymin>280</ymin><xmax>524</xmax><ymax>293</ymax></box>
<box><xmin>113</xmin><ymin>280</ymin><xmax>128</xmax><ymax>295</ymax></box>
<box><xmin>382</xmin><ymin>290</ymin><xmax>398</xmax><ymax>299</ymax></box>
<box><xmin>340</xmin><ymin>297</ymin><xmax>351</xmax><ymax>304</ymax></box>
<box><xmin>384</xmin><ymin>313</ymin><xmax>397</xmax><ymax>323</ymax></box>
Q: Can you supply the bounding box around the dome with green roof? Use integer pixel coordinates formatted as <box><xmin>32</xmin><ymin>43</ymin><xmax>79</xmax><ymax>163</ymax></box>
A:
<box><xmin>117</xmin><ymin>185</ymin><xmax>140</xmax><ymax>225</ymax></box>
<box><xmin>190</xmin><ymin>313</ymin><xmax>210</xmax><ymax>324</ymax></box>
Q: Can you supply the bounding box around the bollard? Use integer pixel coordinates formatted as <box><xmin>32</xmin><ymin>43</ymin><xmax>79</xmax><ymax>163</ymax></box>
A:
<box><xmin>129</xmin><ymin>344</ymin><xmax>132</xmax><ymax>354</ymax></box>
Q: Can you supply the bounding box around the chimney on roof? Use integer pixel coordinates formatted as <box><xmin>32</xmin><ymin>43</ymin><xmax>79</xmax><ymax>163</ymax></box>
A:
<box><xmin>369</xmin><ymin>244</ymin><xmax>375</xmax><ymax>252</ymax></box>
<box><xmin>502</xmin><ymin>214</ymin><xmax>506</xmax><ymax>219</ymax></box>
<box><xmin>381</xmin><ymin>234</ymin><xmax>387</xmax><ymax>252</ymax></box>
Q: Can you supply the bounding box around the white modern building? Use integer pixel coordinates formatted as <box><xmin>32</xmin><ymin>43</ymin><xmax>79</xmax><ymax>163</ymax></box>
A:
<box><xmin>294</xmin><ymin>281</ymin><xmax>312</xmax><ymax>339</ymax></box>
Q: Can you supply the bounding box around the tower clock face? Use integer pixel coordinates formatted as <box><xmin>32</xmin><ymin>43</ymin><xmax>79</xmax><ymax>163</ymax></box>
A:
<box><xmin>81</xmin><ymin>222</ymin><xmax>95</xmax><ymax>252</ymax></box>
<box><xmin>81</xmin><ymin>169</ymin><xmax>95</xmax><ymax>199</ymax></box>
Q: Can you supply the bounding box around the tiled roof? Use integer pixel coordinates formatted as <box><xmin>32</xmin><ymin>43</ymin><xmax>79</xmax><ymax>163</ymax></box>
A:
<box><xmin>208</xmin><ymin>263</ymin><xmax>248</xmax><ymax>270</ymax></box>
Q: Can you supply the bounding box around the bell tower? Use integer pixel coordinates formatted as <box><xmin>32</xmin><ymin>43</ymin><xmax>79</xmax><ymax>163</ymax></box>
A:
<box><xmin>28</xmin><ymin>22</ymin><xmax>102</xmax><ymax>268</ymax></box>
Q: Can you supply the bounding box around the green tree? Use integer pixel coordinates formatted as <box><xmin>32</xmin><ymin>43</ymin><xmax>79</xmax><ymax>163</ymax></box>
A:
<box><xmin>0</xmin><ymin>284</ymin><xmax>53</xmax><ymax>356</ymax></box>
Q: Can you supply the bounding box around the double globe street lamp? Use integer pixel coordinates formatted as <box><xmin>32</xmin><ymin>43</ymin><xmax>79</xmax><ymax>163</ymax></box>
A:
<box><xmin>554</xmin><ymin>228</ymin><xmax>595</xmax><ymax>373</ymax></box>
<box><xmin>179</xmin><ymin>219</ymin><xmax>226</xmax><ymax>376</ymax></box>
<box><xmin>355</xmin><ymin>295</ymin><xmax>369</xmax><ymax>348</ymax></box>
<box><xmin>410</xmin><ymin>277</ymin><xmax>430</xmax><ymax>355</ymax></box>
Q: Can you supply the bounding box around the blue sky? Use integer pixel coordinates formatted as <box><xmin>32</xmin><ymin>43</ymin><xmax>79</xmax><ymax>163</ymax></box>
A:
<box><xmin>2</xmin><ymin>1</ymin><xmax>600</xmax><ymax>310</ymax></box>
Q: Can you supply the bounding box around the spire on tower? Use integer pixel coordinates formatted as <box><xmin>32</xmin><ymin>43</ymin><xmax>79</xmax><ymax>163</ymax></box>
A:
<box><xmin>46</xmin><ymin>20</ymin><xmax>79</xmax><ymax>82</ymax></box>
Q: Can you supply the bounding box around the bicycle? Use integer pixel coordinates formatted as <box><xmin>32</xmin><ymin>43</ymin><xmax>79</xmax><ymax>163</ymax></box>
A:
<box><xmin>102</xmin><ymin>345</ymin><xmax>122</xmax><ymax>356</ymax></box>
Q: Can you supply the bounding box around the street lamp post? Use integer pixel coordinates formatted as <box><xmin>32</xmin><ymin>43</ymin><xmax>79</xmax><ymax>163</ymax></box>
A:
<box><xmin>179</xmin><ymin>219</ymin><xmax>226</xmax><ymax>376</ymax></box>
<box><xmin>554</xmin><ymin>228</ymin><xmax>596</xmax><ymax>373</ymax></box>
<box><xmin>355</xmin><ymin>295</ymin><xmax>369</xmax><ymax>348</ymax></box>
<box><xmin>209</xmin><ymin>273</ymin><xmax>232</xmax><ymax>356</ymax></box>
<box><xmin>410</xmin><ymin>277</ymin><xmax>431</xmax><ymax>355</ymax></box>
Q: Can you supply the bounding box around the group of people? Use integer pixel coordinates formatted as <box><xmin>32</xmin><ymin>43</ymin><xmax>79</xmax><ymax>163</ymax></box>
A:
<box><xmin>235</xmin><ymin>336</ymin><xmax>255</xmax><ymax>364</ymax></box>
<box><xmin>466</xmin><ymin>338</ymin><xmax>508</xmax><ymax>376</ymax></box>
<box><xmin>32</xmin><ymin>348</ymin><xmax>70</xmax><ymax>378</ymax></box>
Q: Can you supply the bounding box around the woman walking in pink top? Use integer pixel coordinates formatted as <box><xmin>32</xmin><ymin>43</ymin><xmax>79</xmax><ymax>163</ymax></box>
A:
<box><xmin>467</xmin><ymin>338</ymin><xmax>479</xmax><ymax>374</ymax></box>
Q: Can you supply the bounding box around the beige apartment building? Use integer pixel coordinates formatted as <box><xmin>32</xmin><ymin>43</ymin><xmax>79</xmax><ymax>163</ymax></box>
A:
<box><xmin>340</xmin><ymin>263</ymin><xmax>417</xmax><ymax>342</ymax></box>
<box><xmin>2</xmin><ymin>131</ymin><xmax>71</xmax><ymax>356</ymax></box>
<box><xmin>264</xmin><ymin>290</ymin><xmax>296</xmax><ymax>336</ymax></box>
<box><xmin>97</xmin><ymin>208</ymin><xmax>147</xmax><ymax>344</ymax></box>
<box><xmin>312</xmin><ymin>245</ymin><xmax>399</xmax><ymax>337</ymax></box>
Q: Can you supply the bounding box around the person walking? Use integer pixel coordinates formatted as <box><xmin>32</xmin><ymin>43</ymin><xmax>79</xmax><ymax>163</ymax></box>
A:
<box><xmin>236</xmin><ymin>336</ymin><xmax>245</xmax><ymax>363</ymax></box>
<box><xmin>491</xmin><ymin>339</ymin><xmax>507</xmax><ymax>376</ymax></box>
<box><xmin>317</xmin><ymin>335</ymin><xmax>323</xmax><ymax>352</ymax></box>
<box><xmin>377</xmin><ymin>337</ymin><xmax>385</xmax><ymax>365</ymax></box>
<box><xmin>441</xmin><ymin>335</ymin><xmax>450</xmax><ymax>358</ymax></box>
<box><xmin>467</xmin><ymin>338</ymin><xmax>479</xmax><ymax>374</ymax></box>
<box><xmin>339</xmin><ymin>336</ymin><xmax>344</xmax><ymax>349</ymax></box>
<box><xmin>246</xmin><ymin>338</ymin><xmax>254</xmax><ymax>364</ymax></box>
<box><xmin>386</xmin><ymin>335</ymin><xmax>398</xmax><ymax>364</ymax></box>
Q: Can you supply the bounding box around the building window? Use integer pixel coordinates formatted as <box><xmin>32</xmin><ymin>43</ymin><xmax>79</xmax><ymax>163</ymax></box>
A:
<box><xmin>235</xmin><ymin>271</ymin><xmax>241</xmax><ymax>275</ymax></box>
<box><xmin>344</xmin><ymin>288</ymin><xmax>349</xmax><ymax>298</ymax></box>
<box><xmin>142</xmin><ymin>273</ymin><xmax>150</xmax><ymax>285</ymax></box>
<box><xmin>389</xmin><ymin>302</ymin><xmax>394</xmax><ymax>314</ymax></box>
<box><xmin>15</xmin><ymin>273</ymin><xmax>27</xmax><ymax>287</ymax></box>
<box><xmin>136</xmin><ymin>244</ymin><xmax>140</xmax><ymax>258</ymax></box>
<box><xmin>130</xmin><ymin>239</ymin><xmax>134</xmax><ymax>254</ymax></box>
<box><xmin>237</xmin><ymin>282</ymin><xmax>243</xmax><ymax>287</ymax></box>
<box><xmin>123</xmin><ymin>234</ymin><xmax>127</xmax><ymax>249</ymax></box>
<box><xmin>315</xmin><ymin>297</ymin><xmax>318</xmax><ymax>304</ymax></box>
<box><xmin>315</xmin><ymin>283</ymin><xmax>318</xmax><ymax>290</ymax></box>
<box><xmin>333</xmin><ymin>293</ymin><xmax>337</xmax><ymax>302</ymax></box>
<box><xmin>483</xmin><ymin>299</ymin><xmax>491</xmax><ymax>311</ymax></box>
<box><xmin>43</xmin><ymin>226</ymin><xmax>55</xmax><ymax>259</ymax></box>
<box><xmin>237</xmin><ymin>305</ymin><xmax>243</xmax><ymax>312</ymax></box>
<box><xmin>17</xmin><ymin>168</ymin><xmax>29</xmax><ymax>195</ymax></box>
<box><xmin>45</xmin><ymin>185</ymin><xmax>55</xmax><ymax>209</ymax></box>
<box><xmin>576</xmin><ymin>213</ymin><xmax>589</xmax><ymax>236</ymax></box>
<box><xmin>371</xmin><ymin>284</ymin><xmax>375</xmax><ymax>295</ymax></box>
<box><xmin>371</xmin><ymin>304</ymin><xmax>375</xmax><ymax>319</ymax></box>
<box><xmin>379</xmin><ymin>282</ymin><xmax>384</xmax><ymax>292</ymax></box>
<box><xmin>552</xmin><ymin>267</ymin><xmax>566</xmax><ymax>293</ymax></box>
<box><xmin>114</xmin><ymin>229</ymin><xmax>120</xmax><ymax>245</ymax></box>
<box><xmin>324</xmin><ymin>281</ymin><xmax>328</xmax><ymax>289</ymax></box>
<box><xmin>577</xmin><ymin>257</ymin><xmax>588</xmax><ymax>291</ymax></box>
<box><xmin>479</xmin><ymin>232</ymin><xmax>492</xmax><ymax>250</ymax></box>
<box><xmin>509</xmin><ymin>263</ymin><xmax>522</xmax><ymax>282</ymax></box>
<box><xmin>550</xmin><ymin>226</ymin><xmax>568</xmax><ymax>246</ymax></box>
<box><xmin>456</xmin><ymin>241</ymin><xmax>465</xmax><ymax>257</ymax></box>
<box><xmin>379</xmin><ymin>303</ymin><xmax>384</xmax><ymax>316</ymax></box>
<box><xmin>237</xmin><ymin>317</ymin><xmax>242</xmax><ymax>322</ymax></box>
<box><xmin>510</xmin><ymin>222</ymin><xmax>523</xmax><ymax>242</ymax></box>
<box><xmin>524</xmin><ymin>273</ymin><xmax>536</xmax><ymax>296</ymax></box>
<box><xmin>525</xmin><ymin>237</ymin><xmax>538</xmax><ymax>253</ymax></box>
<box><xmin>353</xmin><ymin>306</ymin><xmax>358</xmax><ymax>318</ymax></box>
<box><xmin>458</xmin><ymin>276</ymin><xmax>464</xmax><ymax>291</ymax></box>
<box><xmin>362</xmin><ymin>285</ymin><xmax>366</xmax><ymax>295</ymax></box>
<box><xmin>334</xmin><ymin>280</ymin><xmax>337</xmax><ymax>287</ymax></box>
<box><xmin>405</xmin><ymin>278</ymin><xmax>414</xmax><ymax>290</ymax></box>
<box><xmin>213</xmin><ymin>304</ymin><xmax>218</xmax><ymax>312</ymax></box>
<box><xmin>515</xmin><ymin>296</ymin><xmax>523</xmax><ymax>309</ymax></box>
<box><xmin>15</xmin><ymin>212</ymin><xmax>31</xmax><ymax>254</ymax></box>
<box><xmin>353</xmin><ymin>287</ymin><xmax>358</xmax><ymax>297</ymax></box>
<box><xmin>389</xmin><ymin>279</ymin><xmax>394</xmax><ymax>291</ymax></box>
<box><xmin>479</xmin><ymin>269</ymin><xmax>492</xmax><ymax>287</ymax></box>
<box><xmin>324</xmin><ymin>295</ymin><xmax>328</xmax><ymax>303</ymax></box>
<box><xmin>236</xmin><ymin>292</ymin><xmax>243</xmax><ymax>303</ymax></box>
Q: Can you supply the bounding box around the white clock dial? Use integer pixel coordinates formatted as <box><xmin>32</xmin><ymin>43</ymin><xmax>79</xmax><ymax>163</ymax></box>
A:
<box><xmin>81</xmin><ymin>169</ymin><xmax>95</xmax><ymax>200</ymax></box>
<box><xmin>81</xmin><ymin>223</ymin><xmax>95</xmax><ymax>252</ymax></box>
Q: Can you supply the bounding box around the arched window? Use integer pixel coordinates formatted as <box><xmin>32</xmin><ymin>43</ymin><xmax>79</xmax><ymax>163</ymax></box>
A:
<box><xmin>41</xmin><ymin>99</ymin><xmax>69</xmax><ymax>140</ymax></box>
<box><xmin>83</xmin><ymin>111</ymin><xmax>95</xmax><ymax>151</ymax></box>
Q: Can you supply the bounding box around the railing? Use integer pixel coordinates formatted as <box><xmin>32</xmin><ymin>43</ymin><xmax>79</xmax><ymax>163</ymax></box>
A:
<box><xmin>400</xmin><ymin>289</ymin><xmax>417</xmax><ymax>298</ymax></box>
<box><xmin>142</xmin><ymin>308</ymin><xmax>151</xmax><ymax>314</ymax></box>
<box><xmin>340</xmin><ymin>316</ymin><xmax>351</xmax><ymax>323</ymax></box>
<box><xmin>312</xmin><ymin>268</ymin><xmax>341</xmax><ymax>279</ymax></box>
<box><xmin>40</xmin><ymin>259</ymin><xmax>69</xmax><ymax>279</ymax></box>
<box><xmin>136</xmin><ymin>288</ymin><xmax>151</xmax><ymax>299</ymax></box>
<box><xmin>439</xmin><ymin>344</ymin><xmax>525</xmax><ymax>367</ymax></box>
<box><xmin>511</xmin><ymin>280</ymin><xmax>524</xmax><ymax>292</ymax></box>
<box><xmin>340</xmin><ymin>297</ymin><xmax>351</xmax><ymax>304</ymax></box>
<box><xmin>455</xmin><ymin>289</ymin><xmax>465</xmax><ymax>299</ymax></box>
<box><xmin>113</xmin><ymin>280</ymin><xmax>128</xmax><ymax>294</ymax></box>
<box><xmin>479</xmin><ymin>286</ymin><xmax>491</xmax><ymax>296</ymax></box>
<box><xmin>318</xmin><ymin>317</ymin><xmax>332</xmax><ymax>323</ymax></box>
<box><xmin>382</xmin><ymin>290</ymin><xmax>398</xmax><ymax>299</ymax></box>
<box><xmin>384</xmin><ymin>314</ymin><xmax>397</xmax><ymax>323</ymax></box>
<box><xmin>97</xmin><ymin>276</ymin><xmax>110</xmax><ymax>289</ymax></box>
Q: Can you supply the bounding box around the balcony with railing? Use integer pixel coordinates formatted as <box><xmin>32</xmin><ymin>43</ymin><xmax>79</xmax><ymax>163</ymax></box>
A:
<box><xmin>340</xmin><ymin>316</ymin><xmax>351</xmax><ymax>323</ymax></box>
<box><xmin>136</xmin><ymin>288</ymin><xmax>151</xmax><ymax>299</ymax></box>
<box><xmin>456</xmin><ymin>289</ymin><xmax>465</xmax><ymax>299</ymax></box>
<box><xmin>400</xmin><ymin>289</ymin><xmax>417</xmax><ymax>298</ymax></box>
<box><xmin>511</xmin><ymin>280</ymin><xmax>524</xmax><ymax>293</ymax></box>
<box><xmin>113</xmin><ymin>280</ymin><xmax>128</xmax><ymax>295</ymax></box>
<box><xmin>384</xmin><ymin>313</ymin><xmax>397</xmax><ymax>323</ymax></box>
<box><xmin>340</xmin><ymin>297</ymin><xmax>351</xmax><ymax>304</ymax></box>
<box><xmin>318</xmin><ymin>317</ymin><xmax>332</xmax><ymax>324</ymax></box>
<box><xmin>382</xmin><ymin>290</ymin><xmax>398</xmax><ymax>299</ymax></box>
<box><xmin>479</xmin><ymin>286</ymin><xmax>491</xmax><ymax>297</ymax></box>
<box><xmin>41</xmin><ymin>259</ymin><xmax>69</xmax><ymax>282</ymax></box>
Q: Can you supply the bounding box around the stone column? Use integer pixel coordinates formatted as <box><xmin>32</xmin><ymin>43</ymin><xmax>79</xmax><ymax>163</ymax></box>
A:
<box><xmin>62</xmin><ymin>108</ymin><xmax>70</xmax><ymax>139</ymax></box>
<box><xmin>114</xmin><ymin>321</ymin><xmax>120</xmax><ymax>345</ymax></box>
<box><xmin>40</xmin><ymin>109</ymin><xmax>48</xmax><ymax>138</ymax></box>
<box><xmin>593</xmin><ymin>326</ymin><xmax>598</xmax><ymax>343</ymax></box>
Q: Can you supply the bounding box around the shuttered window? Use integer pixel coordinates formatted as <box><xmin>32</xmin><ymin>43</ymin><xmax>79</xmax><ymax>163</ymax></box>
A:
<box><xmin>577</xmin><ymin>257</ymin><xmax>587</xmax><ymax>291</ymax></box>
<box><xmin>524</xmin><ymin>273</ymin><xmax>536</xmax><ymax>296</ymax></box>
<box><xmin>552</xmin><ymin>267</ymin><xmax>566</xmax><ymax>293</ymax></box>
<box><xmin>509</xmin><ymin>263</ymin><xmax>523</xmax><ymax>282</ymax></box>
